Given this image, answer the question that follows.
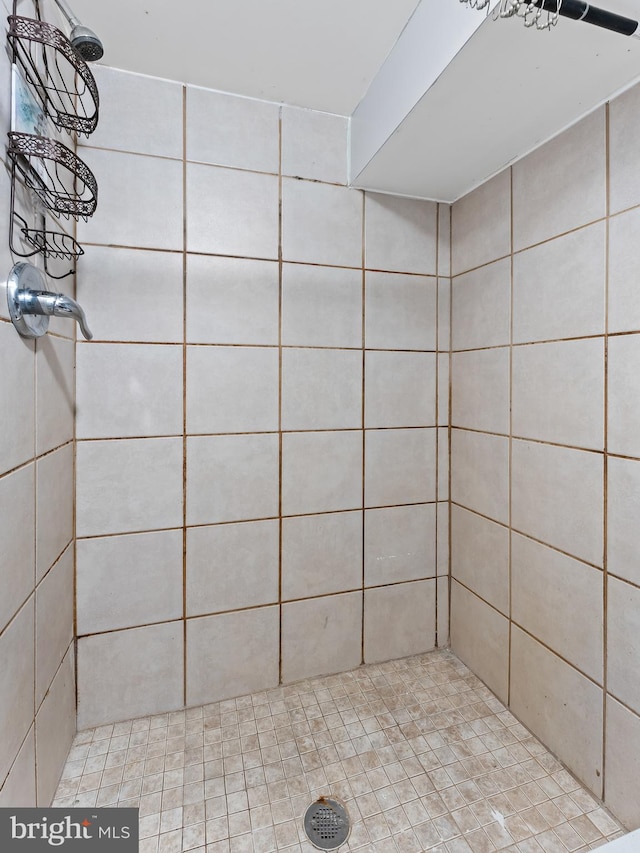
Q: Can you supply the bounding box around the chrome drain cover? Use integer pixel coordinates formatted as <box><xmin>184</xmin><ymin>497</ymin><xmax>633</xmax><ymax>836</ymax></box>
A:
<box><xmin>303</xmin><ymin>797</ymin><xmax>350</xmax><ymax>850</ymax></box>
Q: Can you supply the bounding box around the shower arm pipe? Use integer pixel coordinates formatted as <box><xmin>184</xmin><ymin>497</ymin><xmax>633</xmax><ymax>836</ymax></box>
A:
<box><xmin>51</xmin><ymin>0</ymin><xmax>81</xmax><ymax>28</ymax></box>
<box><xmin>530</xmin><ymin>0</ymin><xmax>640</xmax><ymax>36</ymax></box>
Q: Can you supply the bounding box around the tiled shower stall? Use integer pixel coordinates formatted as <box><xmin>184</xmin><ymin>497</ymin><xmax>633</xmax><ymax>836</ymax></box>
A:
<box><xmin>2</xmin><ymin>0</ymin><xmax>640</xmax><ymax>843</ymax></box>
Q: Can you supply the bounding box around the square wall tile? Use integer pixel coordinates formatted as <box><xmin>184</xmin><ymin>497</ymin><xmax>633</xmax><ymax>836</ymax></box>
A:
<box><xmin>512</xmin><ymin>533</ymin><xmax>603</xmax><ymax>682</ymax></box>
<box><xmin>187</xmin><ymin>87</ymin><xmax>279</xmax><ymax>172</ymax></box>
<box><xmin>438</xmin><ymin>277</ymin><xmax>451</xmax><ymax>352</ymax></box>
<box><xmin>282</xmin><ymin>263</ymin><xmax>362</xmax><ymax>349</ymax></box>
<box><xmin>186</xmin><ymin>607</ymin><xmax>279</xmax><ymax>706</ymax></box>
<box><xmin>364</xmin><ymin>580</ymin><xmax>436</xmax><ymax>664</ymax></box>
<box><xmin>365</xmin><ymin>428</ymin><xmax>436</xmax><ymax>508</ymax></box>
<box><xmin>35</xmin><ymin>647</ymin><xmax>75</xmax><ymax>806</ymax></box>
<box><xmin>609</xmin><ymin>208</ymin><xmax>640</xmax><ymax>334</ymax></box>
<box><xmin>76</xmin><ymin>246</ymin><xmax>184</xmax><ymax>343</ymax></box>
<box><xmin>0</xmin><ymin>598</ymin><xmax>34</xmax><ymax>785</ymax></box>
<box><xmin>513</xmin><ymin>222</ymin><xmax>605</xmax><ymax>343</ymax></box>
<box><xmin>365</xmin><ymin>351</ymin><xmax>436</xmax><ymax>429</ymax></box>
<box><xmin>35</xmin><ymin>546</ymin><xmax>73</xmax><ymax>708</ymax></box>
<box><xmin>438</xmin><ymin>427</ymin><xmax>449</xmax><ymax>501</ymax></box>
<box><xmin>36</xmin><ymin>335</ymin><xmax>74</xmax><ymax>456</ymax></box>
<box><xmin>365</xmin><ymin>272</ymin><xmax>437</xmax><ymax>351</ymax></box>
<box><xmin>437</xmin><ymin>576</ymin><xmax>449</xmax><ymax>648</ymax></box>
<box><xmin>77</xmin><ymin>148</ymin><xmax>183</xmax><ymax>250</ymax></box>
<box><xmin>76</xmin><ymin>437</ymin><xmax>184</xmax><ymax>537</ymax></box>
<box><xmin>437</xmin><ymin>502</ymin><xmax>449</xmax><ymax>576</ymax></box>
<box><xmin>452</xmin><ymin>258</ymin><xmax>511</xmax><ymax>351</ymax></box>
<box><xmin>282</xmin><ymin>431</ymin><xmax>362</xmax><ymax>515</ymax></box>
<box><xmin>510</xmin><ymin>626</ymin><xmax>603</xmax><ymax>797</ymax></box>
<box><xmin>77</xmin><ymin>530</ymin><xmax>184</xmax><ymax>635</ymax></box>
<box><xmin>609</xmin><ymin>334</ymin><xmax>640</xmax><ymax>458</ymax></box>
<box><xmin>451</xmin><ymin>349</ymin><xmax>509</xmax><ymax>435</ymax></box>
<box><xmin>609</xmin><ymin>80</ymin><xmax>640</xmax><ymax>214</ymax></box>
<box><xmin>438</xmin><ymin>205</ymin><xmax>451</xmax><ymax>277</ymax></box>
<box><xmin>608</xmin><ymin>456</ymin><xmax>640</xmax><ymax>588</ymax></box>
<box><xmin>0</xmin><ymin>323</ymin><xmax>34</xmax><ymax>475</ymax></box>
<box><xmin>282</xmin><ymin>179</ymin><xmax>363</xmax><ymax>267</ymax></box>
<box><xmin>0</xmin><ymin>727</ymin><xmax>35</xmax><ymax>807</ymax></box>
<box><xmin>282</xmin><ymin>349</ymin><xmax>362</xmax><ymax>431</ymax></box>
<box><xmin>36</xmin><ymin>444</ymin><xmax>73</xmax><ymax>582</ymax></box>
<box><xmin>364</xmin><ymin>193</ymin><xmax>437</xmax><ymax>274</ymax></box>
<box><xmin>605</xmin><ymin>697</ymin><xmax>640</xmax><ymax>829</ymax></box>
<box><xmin>450</xmin><ymin>581</ymin><xmax>508</xmax><ymax>704</ymax></box>
<box><xmin>437</xmin><ymin>354</ymin><xmax>449</xmax><ymax>428</ymax></box>
<box><xmin>450</xmin><ymin>430</ymin><xmax>509</xmax><ymax>524</ymax></box>
<box><xmin>607</xmin><ymin>576</ymin><xmax>640</xmax><ymax>716</ymax></box>
<box><xmin>77</xmin><ymin>343</ymin><xmax>184</xmax><ymax>439</ymax></box>
<box><xmin>0</xmin><ymin>465</ymin><xmax>34</xmax><ymax>633</ymax></box>
<box><xmin>187</xmin><ymin>164</ymin><xmax>279</xmax><ymax>258</ymax></box>
<box><xmin>187</xmin><ymin>434</ymin><xmax>279</xmax><ymax>525</ymax></box>
<box><xmin>187</xmin><ymin>346</ymin><xmax>279</xmax><ymax>434</ymax></box>
<box><xmin>187</xmin><ymin>255</ymin><xmax>279</xmax><ymax>345</ymax></box>
<box><xmin>365</xmin><ymin>504</ymin><xmax>436</xmax><ymax>587</ymax></box>
<box><xmin>451</xmin><ymin>169</ymin><xmax>511</xmax><ymax>275</ymax></box>
<box><xmin>282</xmin><ymin>511</ymin><xmax>362</xmax><ymax>600</ymax></box>
<box><xmin>84</xmin><ymin>66</ymin><xmax>184</xmax><ymax>158</ymax></box>
<box><xmin>281</xmin><ymin>106</ymin><xmax>348</xmax><ymax>184</ymax></box>
<box><xmin>77</xmin><ymin>622</ymin><xmax>184</xmax><ymax>729</ymax></box>
<box><xmin>186</xmin><ymin>520</ymin><xmax>279</xmax><ymax>615</ymax></box>
<box><xmin>511</xmin><ymin>439</ymin><xmax>603</xmax><ymax>567</ymax></box>
<box><xmin>512</xmin><ymin>338</ymin><xmax>604</xmax><ymax>450</ymax></box>
<box><xmin>513</xmin><ymin>108</ymin><xmax>606</xmax><ymax>251</ymax></box>
<box><xmin>451</xmin><ymin>506</ymin><xmax>509</xmax><ymax>615</ymax></box>
<box><xmin>282</xmin><ymin>593</ymin><xmax>362</xmax><ymax>682</ymax></box>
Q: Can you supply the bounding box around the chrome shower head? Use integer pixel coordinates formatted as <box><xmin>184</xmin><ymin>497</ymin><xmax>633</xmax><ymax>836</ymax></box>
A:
<box><xmin>52</xmin><ymin>0</ymin><xmax>104</xmax><ymax>62</ymax></box>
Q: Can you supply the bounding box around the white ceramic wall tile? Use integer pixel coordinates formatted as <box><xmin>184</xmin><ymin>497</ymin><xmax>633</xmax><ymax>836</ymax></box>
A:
<box><xmin>364</xmin><ymin>580</ymin><xmax>436</xmax><ymax>664</ymax></box>
<box><xmin>0</xmin><ymin>599</ymin><xmax>34</xmax><ymax>785</ymax></box>
<box><xmin>282</xmin><ymin>431</ymin><xmax>362</xmax><ymax>515</ymax></box>
<box><xmin>282</xmin><ymin>593</ymin><xmax>362</xmax><ymax>682</ymax></box>
<box><xmin>187</xmin><ymin>163</ymin><xmax>279</xmax><ymax>258</ymax></box>
<box><xmin>450</xmin><ymin>429</ymin><xmax>509</xmax><ymax>524</ymax></box>
<box><xmin>84</xmin><ymin>67</ymin><xmax>184</xmax><ymax>158</ymax></box>
<box><xmin>365</xmin><ymin>428</ymin><xmax>436</xmax><ymax>508</ymax></box>
<box><xmin>437</xmin><ymin>355</ymin><xmax>449</xmax><ymax>428</ymax></box>
<box><xmin>187</xmin><ymin>255</ymin><xmax>279</xmax><ymax>345</ymax></box>
<box><xmin>76</xmin><ymin>246</ymin><xmax>184</xmax><ymax>343</ymax></box>
<box><xmin>186</xmin><ymin>607</ymin><xmax>279</xmax><ymax>706</ymax></box>
<box><xmin>451</xmin><ymin>258</ymin><xmax>511</xmax><ymax>351</ymax></box>
<box><xmin>282</xmin><ymin>179</ymin><xmax>363</xmax><ymax>267</ymax></box>
<box><xmin>609</xmin><ymin>334</ymin><xmax>640</xmax><ymax>458</ymax></box>
<box><xmin>36</xmin><ymin>444</ymin><xmax>73</xmax><ymax>582</ymax></box>
<box><xmin>437</xmin><ymin>576</ymin><xmax>449</xmax><ymax>648</ymax></box>
<box><xmin>512</xmin><ymin>439</ymin><xmax>603</xmax><ymax>566</ymax></box>
<box><xmin>609</xmin><ymin>208</ymin><xmax>640</xmax><ymax>334</ymax></box>
<box><xmin>513</xmin><ymin>221</ymin><xmax>605</xmax><ymax>343</ymax></box>
<box><xmin>35</xmin><ymin>546</ymin><xmax>73</xmax><ymax>708</ymax></box>
<box><xmin>187</xmin><ymin>433</ymin><xmax>279</xmax><ymax>525</ymax></box>
<box><xmin>35</xmin><ymin>335</ymin><xmax>74</xmax><ymax>456</ymax></box>
<box><xmin>281</xmin><ymin>106</ymin><xmax>348</xmax><ymax>184</ymax></box>
<box><xmin>76</xmin><ymin>437</ymin><xmax>184</xmax><ymax>537</ymax></box>
<box><xmin>77</xmin><ymin>622</ymin><xmax>184</xmax><ymax>729</ymax></box>
<box><xmin>450</xmin><ymin>581</ymin><xmax>509</xmax><ymax>703</ymax></box>
<box><xmin>513</xmin><ymin>108</ymin><xmax>606</xmax><ymax>251</ymax></box>
<box><xmin>451</xmin><ymin>348</ymin><xmax>510</xmax><ymax>435</ymax></box>
<box><xmin>34</xmin><ymin>647</ymin><xmax>75</xmax><ymax>806</ymax></box>
<box><xmin>0</xmin><ymin>465</ymin><xmax>34</xmax><ymax>633</ymax></box>
<box><xmin>608</xmin><ymin>456</ymin><xmax>640</xmax><ymax>588</ymax></box>
<box><xmin>605</xmin><ymin>697</ymin><xmax>640</xmax><ymax>829</ymax></box>
<box><xmin>77</xmin><ymin>148</ymin><xmax>184</xmax><ymax>250</ymax></box>
<box><xmin>0</xmin><ymin>322</ymin><xmax>34</xmax><ymax>475</ymax></box>
<box><xmin>439</xmin><ymin>426</ymin><xmax>449</xmax><ymax>500</ymax></box>
<box><xmin>437</xmin><ymin>502</ymin><xmax>449</xmax><ymax>576</ymax></box>
<box><xmin>282</xmin><ymin>511</ymin><xmax>362</xmax><ymax>600</ymax></box>
<box><xmin>365</xmin><ymin>272</ymin><xmax>437</xmax><ymax>351</ymax></box>
<box><xmin>510</xmin><ymin>626</ymin><xmax>603</xmax><ymax>797</ymax></box>
<box><xmin>512</xmin><ymin>533</ymin><xmax>603</xmax><ymax>682</ymax></box>
<box><xmin>282</xmin><ymin>263</ymin><xmax>362</xmax><ymax>349</ymax></box>
<box><xmin>609</xmin><ymin>81</ymin><xmax>640</xmax><ymax>214</ymax></box>
<box><xmin>76</xmin><ymin>530</ymin><xmax>184</xmax><ymax>634</ymax></box>
<box><xmin>186</xmin><ymin>520</ymin><xmax>279</xmax><ymax>615</ymax></box>
<box><xmin>607</xmin><ymin>576</ymin><xmax>640</xmax><ymax>716</ymax></box>
<box><xmin>77</xmin><ymin>343</ymin><xmax>183</xmax><ymax>439</ymax></box>
<box><xmin>187</xmin><ymin>346</ymin><xmax>279</xmax><ymax>434</ymax></box>
<box><xmin>364</xmin><ymin>504</ymin><xmax>436</xmax><ymax>587</ymax></box>
<box><xmin>451</xmin><ymin>506</ymin><xmax>509</xmax><ymax>615</ymax></box>
<box><xmin>0</xmin><ymin>727</ymin><xmax>35</xmax><ymax>807</ymax></box>
<box><xmin>437</xmin><ymin>277</ymin><xmax>451</xmax><ymax>352</ymax></box>
<box><xmin>451</xmin><ymin>169</ymin><xmax>511</xmax><ymax>275</ymax></box>
<box><xmin>187</xmin><ymin>87</ymin><xmax>280</xmax><ymax>172</ymax></box>
<box><xmin>438</xmin><ymin>205</ymin><xmax>451</xmax><ymax>277</ymax></box>
<box><xmin>512</xmin><ymin>338</ymin><xmax>605</xmax><ymax>449</ymax></box>
<box><xmin>282</xmin><ymin>349</ymin><xmax>362</xmax><ymax>431</ymax></box>
<box><xmin>364</xmin><ymin>193</ymin><xmax>437</xmax><ymax>274</ymax></box>
<box><xmin>364</xmin><ymin>351</ymin><xmax>435</xmax><ymax>429</ymax></box>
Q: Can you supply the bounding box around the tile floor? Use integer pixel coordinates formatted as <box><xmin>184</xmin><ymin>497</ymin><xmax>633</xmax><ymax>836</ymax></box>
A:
<box><xmin>53</xmin><ymin>649</ymin><xmax>626</xmax><ymax>853</ymax></box>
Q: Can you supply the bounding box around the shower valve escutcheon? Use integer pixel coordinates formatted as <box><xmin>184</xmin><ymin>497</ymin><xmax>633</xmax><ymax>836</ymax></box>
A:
<box><xmin>6</xmin><ymin>262</ymin><xmax>93</xmax><ymax>340</ymax></box>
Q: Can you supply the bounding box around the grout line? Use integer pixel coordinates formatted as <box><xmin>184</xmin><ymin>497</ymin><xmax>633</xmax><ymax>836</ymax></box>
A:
<box><xmin>450</xmin><ymin>425</ymin><xmax>606</xmax><ymax>456</ymax></box>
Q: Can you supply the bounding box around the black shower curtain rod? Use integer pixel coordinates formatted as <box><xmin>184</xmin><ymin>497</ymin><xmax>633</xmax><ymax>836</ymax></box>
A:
<box><xmin>532</xmin><ymin>0</ymin><xmax>640</xmax><ymax>36</ymax></box>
